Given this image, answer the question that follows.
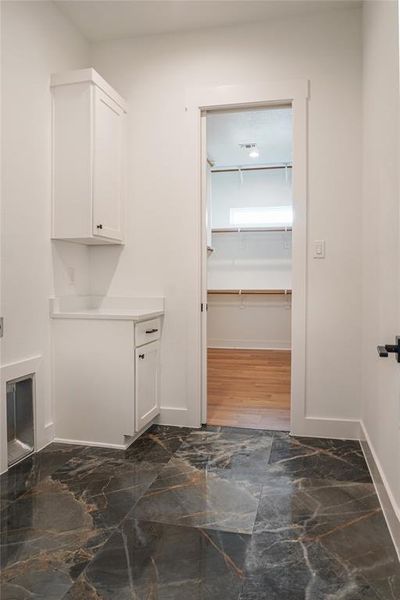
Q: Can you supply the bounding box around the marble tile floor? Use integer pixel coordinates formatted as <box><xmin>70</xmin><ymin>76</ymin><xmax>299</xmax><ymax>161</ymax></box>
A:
<box><xmin>0</xmin><ymin>425</ymin><xmax>399</xmax><ymax>599</ymax></box>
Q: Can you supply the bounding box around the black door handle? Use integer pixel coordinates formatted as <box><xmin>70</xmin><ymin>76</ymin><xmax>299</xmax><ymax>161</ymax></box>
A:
<box><xmin>139</xmin><ymin>354</ymin><xmax>145</xmax><ymax>359</ymax></box>
<box><xmin>377</xmin><ymin>336</ymin><xmax>400</xmax><ymax>362</ymax></box>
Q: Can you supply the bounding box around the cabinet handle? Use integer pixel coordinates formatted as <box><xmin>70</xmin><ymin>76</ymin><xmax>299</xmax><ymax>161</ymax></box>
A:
<box><xmin>96</xmin><ymin>224</ymin><xmax>103</xmax><ymax>229</ymax></box>
<box><xmin>377</xmin><ymin>336</ymin><xmax>400</xmax><ymax>362</ymax></box>
<box><xmin>139</xmin><ymin>353</ymin><xmax>145</xmax><ymax>359</ymax></box>
<box><xmin>145</xmin><ymin>328</ymin><xmax>158</xmax><ymax>334</ymax></box>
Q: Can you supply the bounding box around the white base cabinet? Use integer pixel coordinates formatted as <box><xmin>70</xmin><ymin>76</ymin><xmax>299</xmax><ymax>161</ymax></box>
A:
<box><xmin>52</xmin><ymin>317</ymin><xmax>161</xmax><ymax>447</ymax></box>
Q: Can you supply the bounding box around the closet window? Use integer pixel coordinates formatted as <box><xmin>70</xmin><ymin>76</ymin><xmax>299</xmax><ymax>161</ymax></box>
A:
<box><xmin>229</xmin><ymin>205</ymin><xmax>293</xmax><ymax>227</ymax></box>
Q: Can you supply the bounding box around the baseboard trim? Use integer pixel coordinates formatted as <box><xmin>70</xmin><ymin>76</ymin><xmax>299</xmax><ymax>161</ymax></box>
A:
<box><xmin>53</xmin><ymin>419</ymin><xmax>160</xmax><ymax>452</ymax></box>
<box><xmin>36</xmin><ymin>422</ymin><xmax>55</xmax><ymax>452</ymax></box>
<box><xmin>43</xmin><ymin>421</ymin><xmax>54</xmax><ymax>443</ymax></box>
<box><xmin>157</xmin><ymin>407</ymin><xmax>192</xmax><ymax>427</ymax></box>
<box><xmin>208</xmin><ymin>341</ymin><xmax>291</xmax><ymax>350</ymax></box>
<box><xmin>53</xmin><ymin>437</ymin><xmax>130</xmax><ymax>450</ymax></box>
<box><xmin>360</xmin><ymin>421</ymin><xmax>400</xmax><ymax>559</ymax></box>
<box><xmin>292</xmin><ymin>417</ymin><xmax>361</xmax><ymax>440</ymax></box>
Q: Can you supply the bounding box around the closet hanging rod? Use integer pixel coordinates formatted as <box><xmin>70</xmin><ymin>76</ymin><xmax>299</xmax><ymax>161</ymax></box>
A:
<box><xmin>208</xmin><ymin>289</ymin><xmax>292</xmax><ymax>296</ymax></box>
<box><xmin>212</xmin><ymin>226</ymin><xmax>292</xmax><ymax>233</ymax></box>
<box><xmin>211</xmin><ymin>164</ymin><xmax>292</xmax><ymax>174</ymax></box>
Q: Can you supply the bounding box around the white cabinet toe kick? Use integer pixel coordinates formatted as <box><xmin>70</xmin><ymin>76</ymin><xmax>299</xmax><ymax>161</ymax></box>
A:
<box><xmin>52</xmin><ymin>314</ymin><xmax>163</xmax><ymax>448</ymax></box>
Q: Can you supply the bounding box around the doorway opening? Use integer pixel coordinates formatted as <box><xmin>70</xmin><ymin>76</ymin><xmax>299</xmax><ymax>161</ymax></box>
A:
<box><xmin>204</xmin><ymin>105</ymin><xmax>293</xmax><ymax>430</ymax></box>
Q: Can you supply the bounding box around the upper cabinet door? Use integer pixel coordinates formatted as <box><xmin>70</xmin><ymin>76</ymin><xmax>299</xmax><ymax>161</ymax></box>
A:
<box><xmin>93</xmin><ymin>88</ymin><xmax>124</xmax><ymax>241</ymax></box>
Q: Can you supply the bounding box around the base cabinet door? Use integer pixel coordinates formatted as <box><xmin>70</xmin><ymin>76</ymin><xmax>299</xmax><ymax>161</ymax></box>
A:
<box><xmin>135</xmin><ymin>341</ymin><xmax>160</xmax><ymax>432</ymax></box>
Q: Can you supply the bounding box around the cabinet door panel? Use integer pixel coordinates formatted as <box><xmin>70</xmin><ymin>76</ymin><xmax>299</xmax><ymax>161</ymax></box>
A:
<box><xmin>135</xmin><ymin>341</ymin><xmax>160</xmax><ymax>432</ymax></box>
<box><xmin>93</xmin><ymin>88</ymin><xmax>124</xmax><ymax>241</ymax></box>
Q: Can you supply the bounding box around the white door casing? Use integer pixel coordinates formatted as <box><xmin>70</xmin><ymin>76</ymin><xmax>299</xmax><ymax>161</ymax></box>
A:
<box><xmin>200</xmin><ymin>113</ymin><xmax>209</xmax><ymax>423</ymax></box>
<box><xmin>186</xmin><ymin>80</ymin><xmax>309</xmax><ymax>434</ymax></box>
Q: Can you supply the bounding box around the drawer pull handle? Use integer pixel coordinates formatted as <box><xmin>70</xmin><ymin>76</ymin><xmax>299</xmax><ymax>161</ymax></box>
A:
<box><xmin>145</xmin><ymin>328</ymin><xmax>158</xmax><ymax>334</ymax></box>
<box><xmin>139</xmin><ymin>354</ymin><xmax>145</xmax><ymax>359</ymax></box>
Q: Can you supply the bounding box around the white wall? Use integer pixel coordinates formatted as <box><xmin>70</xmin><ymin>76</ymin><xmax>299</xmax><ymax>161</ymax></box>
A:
<box><xmin>208</xmin><ymin>231</ymin><xmax>292</xmax><ymax>290</ymax></box>
<box><xmin>208</xmin><ymin>168</ymin><xmax>292</xmax><ymax>290</ymax></box>
<box><xmin>91</xmin><ymin>7</ymin><xmax>362</xmax><ymax>428</ymax></box>
<box><xmin>207</xmin><ymin>229</ymin><xmax>292</xmax><ymax>350</ymax></box>
<box><xmin>1</xmin><ymin>1</ymin><xmax>90</xmax><ymax>469</ymax></box>
<box><xmin>207</xmin><ymin>230</ymin><xmax>291</xmax><ymax>350</ymax></box>
<box><xmin>208</xmin><ymin>294</ymin><xmax>291</xmax><ymax>350</ymax></box>
<box><xmin>207</xmin><ymin>232</ymin><xmax>292</xmax><ymax>349</ymax></box>
<box><xmin>208</xmin><ymin>167</ymin><xmax>292</xmax><ymax>350</ymax></box>
<box><xmin>361</xmin><ymin>1</ymin><xmax>400</xmax><ymax>526</ymax></box>
<box><xmin>211</xmin><ymin>168</ymin><xmax>292</xmax><ymax>227</ymax></box>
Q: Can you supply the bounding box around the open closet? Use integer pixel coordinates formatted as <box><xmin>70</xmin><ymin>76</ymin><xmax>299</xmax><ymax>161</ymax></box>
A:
<box><xmin>206</xmin><ymin>106</ymin><xmax>293</xmax><ymax>430</ymax></box>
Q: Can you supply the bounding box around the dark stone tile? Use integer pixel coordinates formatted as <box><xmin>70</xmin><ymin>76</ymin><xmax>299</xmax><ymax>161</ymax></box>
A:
<box><xmin>145</xmin><ymin>424</ymin><xmax>193</xmax><ymax>449</ymax></box>
<box><xmin>2</xmin><ymin>574</ymin><xmax>76</xmax><ymax>600</ymax></box>
<box><xmin>268</xmin><ymin>433</ymin><xmax>372</xmax><ymax>482</ymax></box>
<box><xmin>0</xmin><ymin>443</ymin><xmax>84</xmax><ymax>511</ymax></box>
<box><xmin>125</xmin><ymin>424</ymin><xmax>192</xmax><ymax>462</ymax></box>
<box><xmin>253</xmin><ymin>478</ymin><xmax>381</xmax><ymax>534</ymax></box>
<box><xmin>0</xmin><ymin>479</ymin><xmax>110</xmax><ymax>600</ymax></box>
<box><xmin>131</xmin><ymin>456</ymin><xmax>262</xmax><ymax>533</ymax></box>
<box><xmin>47</xmin><ymin>453</ymin><xmax>161</xmax><ymax>529</ymax></box>
<box><xmin>240</xmin><ymin>529</ymin><xmax>387</xmax><ymax>600</ymax></box>
<box><xmin>62</xmin><ymin>519</ymin><xmax>250</xmax><ymax>600</ymax></box>
<box><xmin>175</xmin><ymin>428</ymin><xmax>273</xmax><ymax>482</ymax></box>
<box><xmin>201</xmin><ymin>424</ymin><xmax>222</xmax><ymax>432</ymax></box>
<box><xmin>0</xmin><ymin>430</ymin><xmax>184</xmax><ymax>600</ymax></box>
<box><xmin>240</xmin><ymin>478</ymin><xmax>400</xmax><ymax>599</ymax></box>
<box><xmin>201</xmin><ymin>425</ymin><xmax>276</xmax><ymax>435</ymax></box>
<box><xmin>40</xmin><ymin>442</ymin><xmax>85</xmax><ymax>460</ymax></box>
<box><xmin>1</xmin><ymin>426</ymin><xmax>398</xmax><ymax>600</ymax></box>
<box><xmin>80</xmin><ymin>425</ymin><xmax>192</xmax><ymax>464</ymax></box>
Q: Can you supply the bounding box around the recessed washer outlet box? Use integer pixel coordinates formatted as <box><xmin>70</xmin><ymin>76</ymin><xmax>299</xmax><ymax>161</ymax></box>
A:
<box><xmin>7</xmin><ymin>375</ymin><xmax>35</xmax><ymax>467</ymax></box>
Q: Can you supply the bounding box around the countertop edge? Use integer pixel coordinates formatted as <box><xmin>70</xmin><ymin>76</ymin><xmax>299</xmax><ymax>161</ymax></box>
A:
<box><xmin>50</xmin><ymin>311</ymin><xmax>164</xmax><ymax>322</ymax></box>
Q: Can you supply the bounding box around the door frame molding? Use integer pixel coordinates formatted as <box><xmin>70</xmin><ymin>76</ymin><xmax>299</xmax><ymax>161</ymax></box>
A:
<box><xmin>185</xmin><ymin>79</ymin><xmax>309</xmax><ymax>434</ymax></box>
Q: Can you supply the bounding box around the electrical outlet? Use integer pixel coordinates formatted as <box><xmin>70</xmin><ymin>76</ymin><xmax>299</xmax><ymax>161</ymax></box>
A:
<box><xmin>67</xmin><ymin>266</ymin><xmax>75</xmax><ymax>284</ymax></box>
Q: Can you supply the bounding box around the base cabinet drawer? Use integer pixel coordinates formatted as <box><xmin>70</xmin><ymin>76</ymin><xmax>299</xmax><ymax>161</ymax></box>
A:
<box><xmin>135</xmin><ymin>318</ymin><xmax>161</xmax><ymax>347</ymax></box>
<box><xmin>135</xmin><ymin>340</ymin><xmax>160</xmax><ymax>432</ymax></box>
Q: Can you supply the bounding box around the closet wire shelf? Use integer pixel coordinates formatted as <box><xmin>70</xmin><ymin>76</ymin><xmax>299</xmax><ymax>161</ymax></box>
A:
<box><xmin>208</xmin><ymin>289</ymin><xmax>292</xmax><ymax>295</ymax></box>
<box><xmin>211</xmin><ymin>226</ymin><xmax>292</xmax><ymax>234</ymax></box>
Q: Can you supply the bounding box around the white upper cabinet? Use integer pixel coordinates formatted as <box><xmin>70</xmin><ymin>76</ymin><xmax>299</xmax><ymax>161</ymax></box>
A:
<box><xmin>51</xmin><ymin>68</ymin><xmax>127</xmax><ymax>245</ymax></box>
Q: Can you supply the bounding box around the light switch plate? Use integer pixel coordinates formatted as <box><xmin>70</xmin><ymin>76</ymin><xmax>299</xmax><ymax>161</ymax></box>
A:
<box><xmin>313</xmin><ymin>240</ymin><xmax>325</xmax><ymax>259</ymax></box>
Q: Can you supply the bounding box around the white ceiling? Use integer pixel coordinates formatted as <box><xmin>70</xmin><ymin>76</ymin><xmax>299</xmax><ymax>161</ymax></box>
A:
<box><xmin>207</xmin><ymin>107</ymin><xmax>292</xmax><ymax>167</ymax></box>
<box><xmin>55</xmin><ymin>0</ymin><xmax>361</xmax><ymax>43</ymax></box>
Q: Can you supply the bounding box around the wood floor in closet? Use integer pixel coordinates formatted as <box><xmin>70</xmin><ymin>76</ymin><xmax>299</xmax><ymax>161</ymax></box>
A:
<box><xmin>207</xmin><ymin>348</ymin><xmax>291</xmax><ymax>430</ymax></box>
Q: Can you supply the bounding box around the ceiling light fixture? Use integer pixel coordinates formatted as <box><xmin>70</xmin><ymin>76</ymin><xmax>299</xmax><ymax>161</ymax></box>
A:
<box><xmin>239</xmin><ymin>142</ymin><xmax>259</xmax><ymax>159</ymax></box>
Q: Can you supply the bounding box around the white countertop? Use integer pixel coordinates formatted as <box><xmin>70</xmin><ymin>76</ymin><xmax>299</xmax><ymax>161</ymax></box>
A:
<box><xmin>50</xmin><ymin>296</ymin><xmax>164</xmax><ymax>322</ymax></box>
<box><xmin>51</xmin><ymin>308</ymin><xmax>164</xmax><ymax>321</ymax></box>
